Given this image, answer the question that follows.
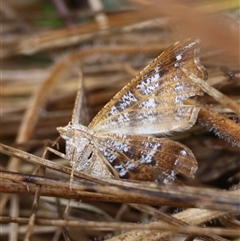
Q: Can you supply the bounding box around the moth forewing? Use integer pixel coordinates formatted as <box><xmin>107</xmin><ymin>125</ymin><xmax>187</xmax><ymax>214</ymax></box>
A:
<box><xmin>88</xmin><ymin>39</ymin><xmax>207</xmax><ymax>136</ymax></box>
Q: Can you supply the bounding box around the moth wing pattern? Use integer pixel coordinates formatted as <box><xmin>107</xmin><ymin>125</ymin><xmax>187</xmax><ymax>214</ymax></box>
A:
<box><xmin>89</xmin><ymin>39</ymin><xmax>207</xmax><ymax>135</ymax></box>
<box><xmin>94</xmin><ymin>133</ymin><xmax>198</xmax><ymax>183</ymax></box>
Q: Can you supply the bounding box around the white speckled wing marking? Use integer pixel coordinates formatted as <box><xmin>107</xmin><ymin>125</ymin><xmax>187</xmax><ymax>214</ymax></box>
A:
<box><xmin>88</xmin><ymin>39</ymin><xmax>207</xmax><ymax>135</ymax></box>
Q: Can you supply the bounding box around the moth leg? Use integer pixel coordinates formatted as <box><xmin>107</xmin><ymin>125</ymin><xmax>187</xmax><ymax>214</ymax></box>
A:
<box><xmin>43</xmin><ymin>146</ymin><xmax>75</xmax><ymax>189</ymax></box>
<box><xmin>42</xmin><ymin>147</ymin><xmax>67</xmax><ymax>159</ymax></box>
<box><xmin>69</xmin><ymin>147</ymin><xmax>78</xmax><ymax>190</ymax></box>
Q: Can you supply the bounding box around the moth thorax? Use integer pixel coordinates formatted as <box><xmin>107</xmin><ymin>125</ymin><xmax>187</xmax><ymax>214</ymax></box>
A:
<box><xmin>66</xmin><ymin>136</ymin><xmax>94</xmax><ymax>172</ymax></box>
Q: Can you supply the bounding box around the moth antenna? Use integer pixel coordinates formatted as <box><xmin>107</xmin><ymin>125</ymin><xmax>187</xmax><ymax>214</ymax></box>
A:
<box><xmin>71</xmin><ymin>71</ymin><xmax>90</xmax><ymax>125</ymax></box>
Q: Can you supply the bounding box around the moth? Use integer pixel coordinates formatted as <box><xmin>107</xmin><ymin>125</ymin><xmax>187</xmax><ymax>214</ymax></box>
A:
<box><xmin>57</xmin><ymin>39</ymin><xmax>207</xmax><ymax>184</ymax></box>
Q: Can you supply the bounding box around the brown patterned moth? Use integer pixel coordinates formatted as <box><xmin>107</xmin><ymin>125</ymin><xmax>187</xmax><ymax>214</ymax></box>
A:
<box><xmin>57</xmin><ymin>39</ymin><xmax>207</xmax><ymax>184</ymax></box>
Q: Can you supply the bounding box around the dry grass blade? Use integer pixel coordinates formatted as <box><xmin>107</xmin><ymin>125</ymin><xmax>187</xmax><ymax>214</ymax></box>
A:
<box><xmin>0</xmin><ymin>216</ymin><xmax>239</xmax><ymax>238</ymax></box>
<box><xmin>0</xmin><ymin>154</ymin><xmax>239</xmax><ymax>212</ymax></box>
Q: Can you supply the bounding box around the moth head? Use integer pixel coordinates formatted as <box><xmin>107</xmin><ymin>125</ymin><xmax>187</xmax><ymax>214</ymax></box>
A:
<box><xmin>57</xmin><ymin>122</ymin><xmax>89</xmax><ymax>141</ymax></box>
<box><xmin>57</xmin><ymin>124</ymin><xmax>74</xmax><ymax>140</ymax></box>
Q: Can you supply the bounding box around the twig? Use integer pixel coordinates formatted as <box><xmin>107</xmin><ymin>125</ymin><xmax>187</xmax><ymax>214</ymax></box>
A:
<box><xmin>1</xmin><ymin>214</ymin><xmax>239</xmax><ymax>237</ymax></box>
<box><xmin>181</xmin><ymin>67</ymin><xmax>240</xmax><ymax>117</ymax></box>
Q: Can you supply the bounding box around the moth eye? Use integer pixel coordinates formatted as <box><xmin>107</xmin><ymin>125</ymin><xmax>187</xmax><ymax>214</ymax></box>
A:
<box><xmin>66</xmin><ymin>129</ymin><xmax>74</xmax><ymax>137</ymax></box>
